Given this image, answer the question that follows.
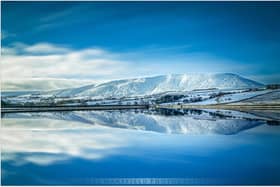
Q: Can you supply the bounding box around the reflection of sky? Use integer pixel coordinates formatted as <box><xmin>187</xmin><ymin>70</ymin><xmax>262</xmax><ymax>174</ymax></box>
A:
<box><xmin>1</xmin><ymin>117</ymin><xmax>280</xmax><ymax>185</ymax></box>
<box><xmin>1</xmin><ymin>119</ymin><xmax>131</xmax><ymax>165</ymax></box>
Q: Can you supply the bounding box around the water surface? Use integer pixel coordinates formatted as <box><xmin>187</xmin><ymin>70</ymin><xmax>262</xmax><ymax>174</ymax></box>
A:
<box><xmin>1</xmin><ymin>109</ymin><xmax>280</xmax><ymax>185</ymax></box>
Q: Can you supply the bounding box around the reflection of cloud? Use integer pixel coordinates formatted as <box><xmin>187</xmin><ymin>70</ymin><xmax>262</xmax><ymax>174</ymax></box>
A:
<box><xmin>1</xmin><ymin>119</ymin><xmax>129</xmax><ymax>165</ymax></box>
<box><xmin>1</xmin><ymin>113</ymin><xmax>265</xmax><ymax>167</ymax></box>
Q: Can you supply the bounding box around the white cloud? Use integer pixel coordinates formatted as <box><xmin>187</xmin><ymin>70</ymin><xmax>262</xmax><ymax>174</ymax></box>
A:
<box><xmin>24</xmin><ymin>43</ymin><xmax>71</xmax><ymax>54</ymax></box>
<box><xmin>1</xmin><ymin>47</ymin><xmax>17</xmax><ymax>55</ymax></box>
<box><xmin>1</xmin><ymin>42</ymin><xmax>133</xmax><ymax>90</ymax></box>
<box><xmin>1</xmin><ymin>78</ymin><xmax>95</xmax><ymax>91</ymax></box>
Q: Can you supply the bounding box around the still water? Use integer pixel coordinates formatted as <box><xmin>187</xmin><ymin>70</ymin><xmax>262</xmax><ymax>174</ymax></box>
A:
<box><xmin>1</xmin><ymin>109</ymin><xmax>280</xmax><ymax>185</ymax></box>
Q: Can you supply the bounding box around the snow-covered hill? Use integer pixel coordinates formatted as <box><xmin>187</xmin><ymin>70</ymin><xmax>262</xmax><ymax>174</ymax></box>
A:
<box><xmin>50</xmin><ymin>73</ymin><xmax>263</xmax><ymax>98</ymax></box>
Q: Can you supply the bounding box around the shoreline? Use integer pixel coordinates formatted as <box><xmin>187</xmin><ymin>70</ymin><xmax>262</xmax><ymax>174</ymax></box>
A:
<box><xmin>1</xmin><ymin>104</ymin><xmax>280</xmax><ymax>113</ymax></box>
<box><xmin>1</xmin><ymin>105</ymin><xmax>149</xmax><ymax>113</ymax></box>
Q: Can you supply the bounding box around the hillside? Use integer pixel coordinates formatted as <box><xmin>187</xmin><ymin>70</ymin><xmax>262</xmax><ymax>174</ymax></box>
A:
<box><xmin>48</xmin><ymin>73</ymin><xmax>263</xmax><ymax>98</ymax></box>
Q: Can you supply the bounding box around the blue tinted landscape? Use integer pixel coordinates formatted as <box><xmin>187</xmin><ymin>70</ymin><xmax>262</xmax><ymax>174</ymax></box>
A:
<box><xmin>1</xmin><ymin>1</ymin><xmax>280</xmax><ymax>185</ymax></box>
<box><xmin>1</xmin><ymin>109</ymin><xmax>280</xmax><ymax>185</ymax></box>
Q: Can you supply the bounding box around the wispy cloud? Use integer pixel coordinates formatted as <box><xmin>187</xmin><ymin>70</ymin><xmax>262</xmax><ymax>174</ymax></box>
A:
<box><xmin>2</xmin><ymin>78</ymin><xmax>94</xmax><ymax>91</ymax></box>
<box><xmin>1</xmin><ymin>43</ymin><xmax>114</xmax><ymax>90</ymax></box>
<box><xmin>1</xmin><ymin>32</ymin><xmax>7</xmax><ymax>40</ymax></box>
<box><xmin>1</xmin><ymin>30</ymin><xmax>16</xmax><ymax>40</ymax></box>
<box><xmin>34</xmin><ymin>5</ymin><xmax>88</xmax><ymax>32</ymax></box>
<box><xmin>1</xmin><ymin>42</ymin><xmax>132</xmax><ymax>90</ymax></box>
<box><xmin>24</xmin><ymin>43</ymin><xmax>71</xmax><ymax>54</ymax></box>
<box><xmin>40</xmin><ymin>5</ymin><xmax>79</xmax><ymax>23</ymax></box>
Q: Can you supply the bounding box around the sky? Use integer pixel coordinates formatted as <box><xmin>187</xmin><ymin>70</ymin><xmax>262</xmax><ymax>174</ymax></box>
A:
<box><xmin>1</xmin><ymin>1</ymin><xmax>280</xmax><ymax>91</ymax></box>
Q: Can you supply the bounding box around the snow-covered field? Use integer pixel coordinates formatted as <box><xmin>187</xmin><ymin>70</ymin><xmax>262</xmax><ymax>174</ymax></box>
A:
<box><xmin>2</xmin><ymin>88</ymin><xmax>279</xmax><ymax>106</ymax></box>
<box><xmin>189</xmin><ymin>90</ymin><xmax>276</xmax><ymax>105</ymax></box>
<box><xmin>2</xmin><ymin>73</ymin><xmax>279</xmax><ymax>107</ymax></box>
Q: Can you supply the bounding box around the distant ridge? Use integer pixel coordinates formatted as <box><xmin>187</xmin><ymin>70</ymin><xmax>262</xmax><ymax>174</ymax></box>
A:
<box><xmin>49</xmin><ymin>73</ymin><xmax>264</xmax><ymax>98</ymax></box>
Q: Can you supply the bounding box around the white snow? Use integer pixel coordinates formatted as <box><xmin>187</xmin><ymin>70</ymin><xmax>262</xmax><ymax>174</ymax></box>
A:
<box><xmin>49</xmin><ymin>73</ymin><xmax>263</xmax><ymax>98</ymax></box>
<box><xmin>2</xmin><ymin>73</ymin><xmax>268</xmax><ymax>106</ymax></box>
<box><xmin>191</xmin><ymin>90</ymin><xmax>273</xmax><ymax>105</ymax></box>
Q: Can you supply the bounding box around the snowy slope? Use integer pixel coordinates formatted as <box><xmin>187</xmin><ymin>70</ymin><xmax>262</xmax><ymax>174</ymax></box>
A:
<box><xmin>230</xmin><ymin>90</ymin><xmax>280</xmax><ymax>105</ymax></box>
<box><xmin>191</xmin><ymin>90</ymin><xmax>273</xmax><ymax>105</ymax></box>
<box><xmin>50</xmin><ymin>73</ymin><xmax>263</xmax><ymax>98</ymax></box>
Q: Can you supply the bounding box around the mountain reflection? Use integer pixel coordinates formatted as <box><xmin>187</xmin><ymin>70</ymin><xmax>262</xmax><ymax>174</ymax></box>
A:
<box><xmin>2</xmin><ymin>109</ymin><xmax>279</xmax><ymax>135</ymax></box>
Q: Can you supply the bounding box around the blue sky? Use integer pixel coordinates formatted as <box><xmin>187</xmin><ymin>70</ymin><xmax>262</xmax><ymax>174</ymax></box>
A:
<box><xmin>1</xmin><ymin>2</ymin><xmax>280</xmax><ymax>90</ymax></box>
